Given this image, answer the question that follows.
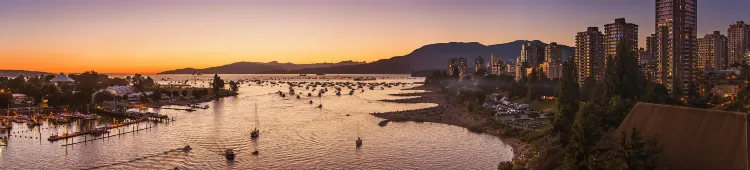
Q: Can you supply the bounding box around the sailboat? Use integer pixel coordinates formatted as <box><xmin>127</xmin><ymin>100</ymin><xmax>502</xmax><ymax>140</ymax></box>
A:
<box><xmin>355</xmin><ymin>123</ymin><xmax>362</xmax><ymax>147</ymax></box>
<box><xmin>250</xmin><ymin>104</ymin><xmax>259</xmax><ymax>139</ymax></box>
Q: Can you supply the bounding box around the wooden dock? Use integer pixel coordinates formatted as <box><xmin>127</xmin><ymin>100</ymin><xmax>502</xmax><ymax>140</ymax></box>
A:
<box><xmin>48</xmin><ymin>118</ymin><xmax>153</xmax><ymax>142</ymax></box>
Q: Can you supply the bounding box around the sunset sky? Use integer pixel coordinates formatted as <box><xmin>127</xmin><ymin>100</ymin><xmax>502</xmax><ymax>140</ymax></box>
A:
<box><xmin>1</xmin><ymin>0</ymin><xmax>748</xmax><ymax>74</ymax></box>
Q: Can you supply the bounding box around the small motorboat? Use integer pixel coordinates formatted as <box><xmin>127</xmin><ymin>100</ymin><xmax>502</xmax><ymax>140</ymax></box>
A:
<box><xmin>309</xmin><ymin>100</ymin><xmax>313</xmax><ymax>104</ymax></box>
<box><xmin>356</xmin><ymin>138</ymin><xmax>362</xmax><ymax>147</ymax></box>
<box><xmin>252</xmin><ymin>150</ymin><xmax>259</xmax><ymax>156</ymax></box>
<box><xmin>183</xmin><ymin>145</ymin><xmax>192</xmax><ymax>152</ymax></box>
<box><xmin>225</xmin><ymin>149</ymin><xmax>236</xmax><ymax>160</ymax></box>
<box><xmin>318</xmin><ymin>104</ymin><xmax>323</xmax><ymax>108</ymax></box>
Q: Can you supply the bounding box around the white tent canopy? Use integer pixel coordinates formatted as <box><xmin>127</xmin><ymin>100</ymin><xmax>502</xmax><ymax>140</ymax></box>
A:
<box><xmin>50</xmin><ymin>72</ymin><xmax>75</xmax><ymax>82</ymax></box>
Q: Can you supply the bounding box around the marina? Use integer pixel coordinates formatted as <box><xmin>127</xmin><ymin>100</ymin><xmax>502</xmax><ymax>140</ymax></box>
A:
<box><xmin>0</xmin><ymin>75</ymin><xmax>512</xmax><ymax>169</ymax></box>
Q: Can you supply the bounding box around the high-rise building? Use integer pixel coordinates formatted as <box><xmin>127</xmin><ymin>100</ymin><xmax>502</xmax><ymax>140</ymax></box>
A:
<box><xmin>489</xmin><ymin>54</ymin><xmax>506</xmax><ymax>75</ymax></box>
<box><xmin>474</xmin><ymin>56</ymin><xmax>486</xmax><ymax>73</ymax></box>
<box><xmin>521</xmin><ymin>43</ymin><xmax>545</xmax><ymax>67</ymax></box>
<box><xmin>515</xmin><ymin>56</ymin><xmax>526</xmax><ymax>81</ymax></box>
<box><xmin>575</xmin><ymin>27</ymin><xmax>605</xmax><ymax>86</ymax></box>
<box><xmin>458</xmin><ymin>58</ymin><xmax>468</xmax><ymax>76</ymax></box>
<box><xmin>540</xmin><ymin>62</ymin><xmax>563</xmax><ymax>80</ymax></box>
<box><xmin>655</xmin><ymin>0</ymin><xmax>697</xmax><ymax>92</ymax></box>
<box><xmin>644</xmin><ymin>34</ymin><xmax>659</xmax><ymax>82</ymax></box>
<box><xmin>646</xmin><ymin>34</ymin><xmax>658</xmax><ymax>61</ymax></box>
<box><xmin>541</xmin><ymin>42</ymin><xmax>563</xmax><ymax>79</ymax></box>
<box><xmin>506</xmin><ymin>61</ymin><xmax>516</xmax><ymax>76</ymax></box>
<box><xmin>447</xmin><ymin>58</ymin><xmax>459</xmax><ymax>76</ymax></box>
<box><xmin>728</xmin><ymin>21</ymin><xmax>750</xmax><ymax>65</ymax></box>
<box><xmin>545</xmin><ymin>42</ymin><xmax>563</xmax><ymax>63</ymax></box>
<box><xmin>637</xmin><ymin>48</ymin><xmax>649</xmax><ymax>66</ymax></box>
<box><xmin>604</xmin><ymin>18</ymin><xmax>639</xmax><ymax>63</ymax></box>
<box><xmin>697</xmin><ymin>31</ymin><xmax>728</xmax><ymax>72</ymax></box>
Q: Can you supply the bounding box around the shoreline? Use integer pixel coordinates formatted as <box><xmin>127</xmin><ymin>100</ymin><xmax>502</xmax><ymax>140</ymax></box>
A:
<box><xmin>372</xmin><ymin>85</ymin><xmax>527</xmax><ymax>161</ymax></box>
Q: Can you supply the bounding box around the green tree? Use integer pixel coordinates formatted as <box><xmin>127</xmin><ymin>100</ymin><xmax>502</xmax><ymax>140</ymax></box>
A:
<box><xmin>527</xmin><ymin>67</ymin><xmax>539</xmax><ymax>101</ymax></box>
<box><xmin>563</xmin><ymin>102</ymin><xmax>604</xmax><ymax>169</ymax></box>
<box><xmin>151</xmin><ymin>90</ymin><xmax>163</xmax><ymax>102</ymax></box>
<box><xmin>553</xmin><ymin>59</ymin><xmax>579</xmax><ymax>139</ymax></box>
<box><xmin>452</xmin><ymin>66</ymin><xmax>461</xmax><ymax>78</ymax></box>
<box><xmin>140</xmin><ymin>93</ymin><xmax>150</xmax><ymax>103</ymax></box>
<box><xmin>602</xmin><ymin>129</ymin><xmax>660</xmax><ymax>169</ymax></box>
<box><xmin>602</xmin><ymin>39</ymin><xmax>644</xmax><ymax>100</ymax></box>
<box><xmin>0</xmin><ymin>92</ymin><xmax>11</xmax><ymax>109</ymax></box>
<box><xmin>212</xmin><ymin>74</ymin><xmax>225</xmax><ymax>94</ymax></box>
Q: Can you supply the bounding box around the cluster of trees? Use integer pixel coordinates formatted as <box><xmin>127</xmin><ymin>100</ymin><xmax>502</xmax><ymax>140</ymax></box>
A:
<box><xmin>212</xmin><ymin>74</ymin><xmax>225</xmax><ymax>93</ymax></box>
<box><xmin>229</xmin><ymin>81</ymin><xmax>239</xmax><ymax>92</ymax></box>
<box><xmin>0</xmin><ymin>71</ymin><xmax>164</xmax><ymax>110</ymax></box>
<box><xmin>507</xmin><ymin>40</ymin><xmax>664</xmax><ymax>169</ymax></box>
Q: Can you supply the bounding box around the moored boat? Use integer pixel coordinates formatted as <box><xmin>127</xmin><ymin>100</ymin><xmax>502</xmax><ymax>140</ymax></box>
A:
<box><xmin>225</xmin><ymin>149</ymin><xmax>235</xmax><ymax>160</ymax></box>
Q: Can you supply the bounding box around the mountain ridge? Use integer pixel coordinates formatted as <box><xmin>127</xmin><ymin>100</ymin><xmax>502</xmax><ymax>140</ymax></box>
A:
<box><xmin>158</xmin><ymin>60</ymin><xmax>366</xmax><ymax>74</ymax></box>
<box><xmin>158</xmin><ymin>40</ymin><xmax>574</xmax><ymax>74</ymax></box>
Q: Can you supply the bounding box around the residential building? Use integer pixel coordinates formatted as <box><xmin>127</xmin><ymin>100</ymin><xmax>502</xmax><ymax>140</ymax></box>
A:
<box><xmin>696</xmin><ymin>31</ymin><xmax>728</xmax><ymax>72</ymax></box>
<box><xmin>545</xmin><ymin>42</ymin><xmax>563</xmax><ymax>63</ymax></box>
<box><xmin>604</xmin><ymin>18</ymin><xmax>639</xmax><ymax>64</ymax></box>
<box><xmin>540</xmin><ymin>62</ymin><xmax>563</xmax><ymax>80</ymax></box>
<box><xmin>728</xmin><ymin>21</ymin><xmax>750</xmax><ymax>65</ymax></box>
<box><xmin>515</xmin><ymin>56</ymin><xmax>526</xmax><ymax>81</ymax></box>
<box><xmin>458</xmin><ymin>58</ymin><xmax>468</xmax><ymax>76</ymax></box>
<box><xmin>655</xmin><ymin>0</ymin><xmax>698</xmax><ymax>92</ymax></box>
<box><xmin>521</xmin><ymin>43</ymin><xmax>545</xmax><ymax>67</ymax></box>
<box><xmin>447</xmin><ymin>58</ymin><xmax>458</xmax><ymax>76</ymax></box>
<box><xmin>644</xmin><ymin>34</ymin><xmax>659</xmax><ymax>82</ymax></box>
<box><xmin>474</xmin><ymin>56</ymin><xmax>486</xmax><ymax>73</ymax></box>
<box><xmin>575</xmin><ymin>27</ymin><xmax>605</xmax><ymax>85</ymax></box>
<box><xmin>489</xmin><ymin>54</ymin><xmax>506</xmax><ymax>75</ymax></box>
<box><xmin>506</xmin><ymin>62</ymin><xmax>516</xmax><ymax>76</ymax></box>
<box><xmin>541</xmin><ymin>42</ymin><xmax>563</xmax><ymax>79</ymax></box>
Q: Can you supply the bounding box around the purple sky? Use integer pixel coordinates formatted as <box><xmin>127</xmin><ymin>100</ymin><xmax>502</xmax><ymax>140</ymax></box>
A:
<box><xmin>0</xmin><ymin>0</ymin><xmax>747</xmax><ymax>73</ymax></box>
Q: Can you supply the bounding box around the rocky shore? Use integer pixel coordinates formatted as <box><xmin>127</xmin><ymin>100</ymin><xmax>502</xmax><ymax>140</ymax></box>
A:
<box><xmin>372</xmin><ymin>85</ymin><xmax>528</xmax><ymax>160</ymax></box>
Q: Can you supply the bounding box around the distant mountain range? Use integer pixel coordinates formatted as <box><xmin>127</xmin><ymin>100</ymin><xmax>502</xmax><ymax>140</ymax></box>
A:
<box><xmin>158</xmin><ymin>40</ymin><xmax>574</xmax><ymax>74</ymax></box>
<box><xmin>0</xmin><ymin>70</ymin><xmax>52</xmax><ymax>77</ymax></box>
<box><xmin>158</xmin><ymin>60</ymin><xmax>366</xmax><ymax>74</ymax></box>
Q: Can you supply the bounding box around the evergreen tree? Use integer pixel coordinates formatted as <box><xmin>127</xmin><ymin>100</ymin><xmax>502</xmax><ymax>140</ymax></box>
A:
<box><xmin>602</xmin><ymin>39</ymin><xmax>645</xmax><ymax>100</ymax></box>
<box><xmin>527</xmin><ymin>67</ymin><xmax>539</xmax><ymax>101</ymax></box>
<box><xmin>603</xmin><ymin>129</ymin><xmax>660</xmax><ymax>169</ymax></box>
<box><xmin>563</xmin><ymin>102</ymin><xmax>604</xmax><ymax>169</ymax></box>
<box><xmin>553</xmin><ymin>59</ymin><xmax>579</xmax><ymax>139</ymax></box>
<box><xmin>212</xmin><ymin>74</ymin><xmax>225</xmax><ymax>93</ymax></box>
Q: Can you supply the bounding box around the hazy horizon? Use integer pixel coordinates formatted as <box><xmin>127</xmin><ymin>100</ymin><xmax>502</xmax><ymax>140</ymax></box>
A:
<box><xmin>1</xmin><ymin>0</ymin><xmax>748</xmax><ymax>74</ymax></box>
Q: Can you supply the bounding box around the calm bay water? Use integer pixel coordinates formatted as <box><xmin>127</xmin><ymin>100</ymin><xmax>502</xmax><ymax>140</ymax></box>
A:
<box><xmin>0</xmin><ymin>74</ymin><xmax>512</xmax><ymax>169</ymax></box>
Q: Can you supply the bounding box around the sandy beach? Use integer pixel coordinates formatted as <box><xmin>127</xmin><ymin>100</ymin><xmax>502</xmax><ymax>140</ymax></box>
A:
<box><xmin>372</xmin><ymin>85</ymin><xmax>528</xmax><ymax>160</ymax></box>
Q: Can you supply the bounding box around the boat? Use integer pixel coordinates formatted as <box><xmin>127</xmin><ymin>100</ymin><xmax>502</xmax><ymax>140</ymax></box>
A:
<box><xmin>299</xmin><ymin>74</ymin><xmax>307</xmax><ymax>76</ymax></box>
<box><xmin>309</xmin><ymin>100</ymin><xmax>313</xmax><ymax>104</ymax></box>
<box><xmin>183</xmin><ymin>145</ymin><xmax>192</xmax><ymax>152</ymax></box>
<box><xmin>225</xmin><ymin>149</ymin><xmax>235</xmax><ymax>160</ymax></box>
<box><xmin>315</xmin><ymin>73</ymin><xmax>326</xmax><ymax>76</ymax></box>
<box><xmin>296</xmin><ymin>95</ymin><xmax>301</xmax><ymax>99</ymax></box>
<box><xmin>356</xmin><ymin>137</ymin><xmax>362</xmax><ymax>147</ymax></box>
<box><xmin>251</xmin><ymin>104</ymin><xmax>260</xmax><ymax>139</ymax></box>
<box><xmin>318</xmin><ymin>104</ymin><xmax>323</xmax><ymax>108</ymax></box>
<box><xmin>252</xmin><ymin>150</ymin><xmax>259</xmax><ymax>156</ymax></box>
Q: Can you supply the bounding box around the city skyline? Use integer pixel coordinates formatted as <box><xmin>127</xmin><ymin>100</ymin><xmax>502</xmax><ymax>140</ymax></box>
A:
<box><xmin>1</xmin><ymin>0</ymin><xmax>748</xmax><ymax>74</ymax></box>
